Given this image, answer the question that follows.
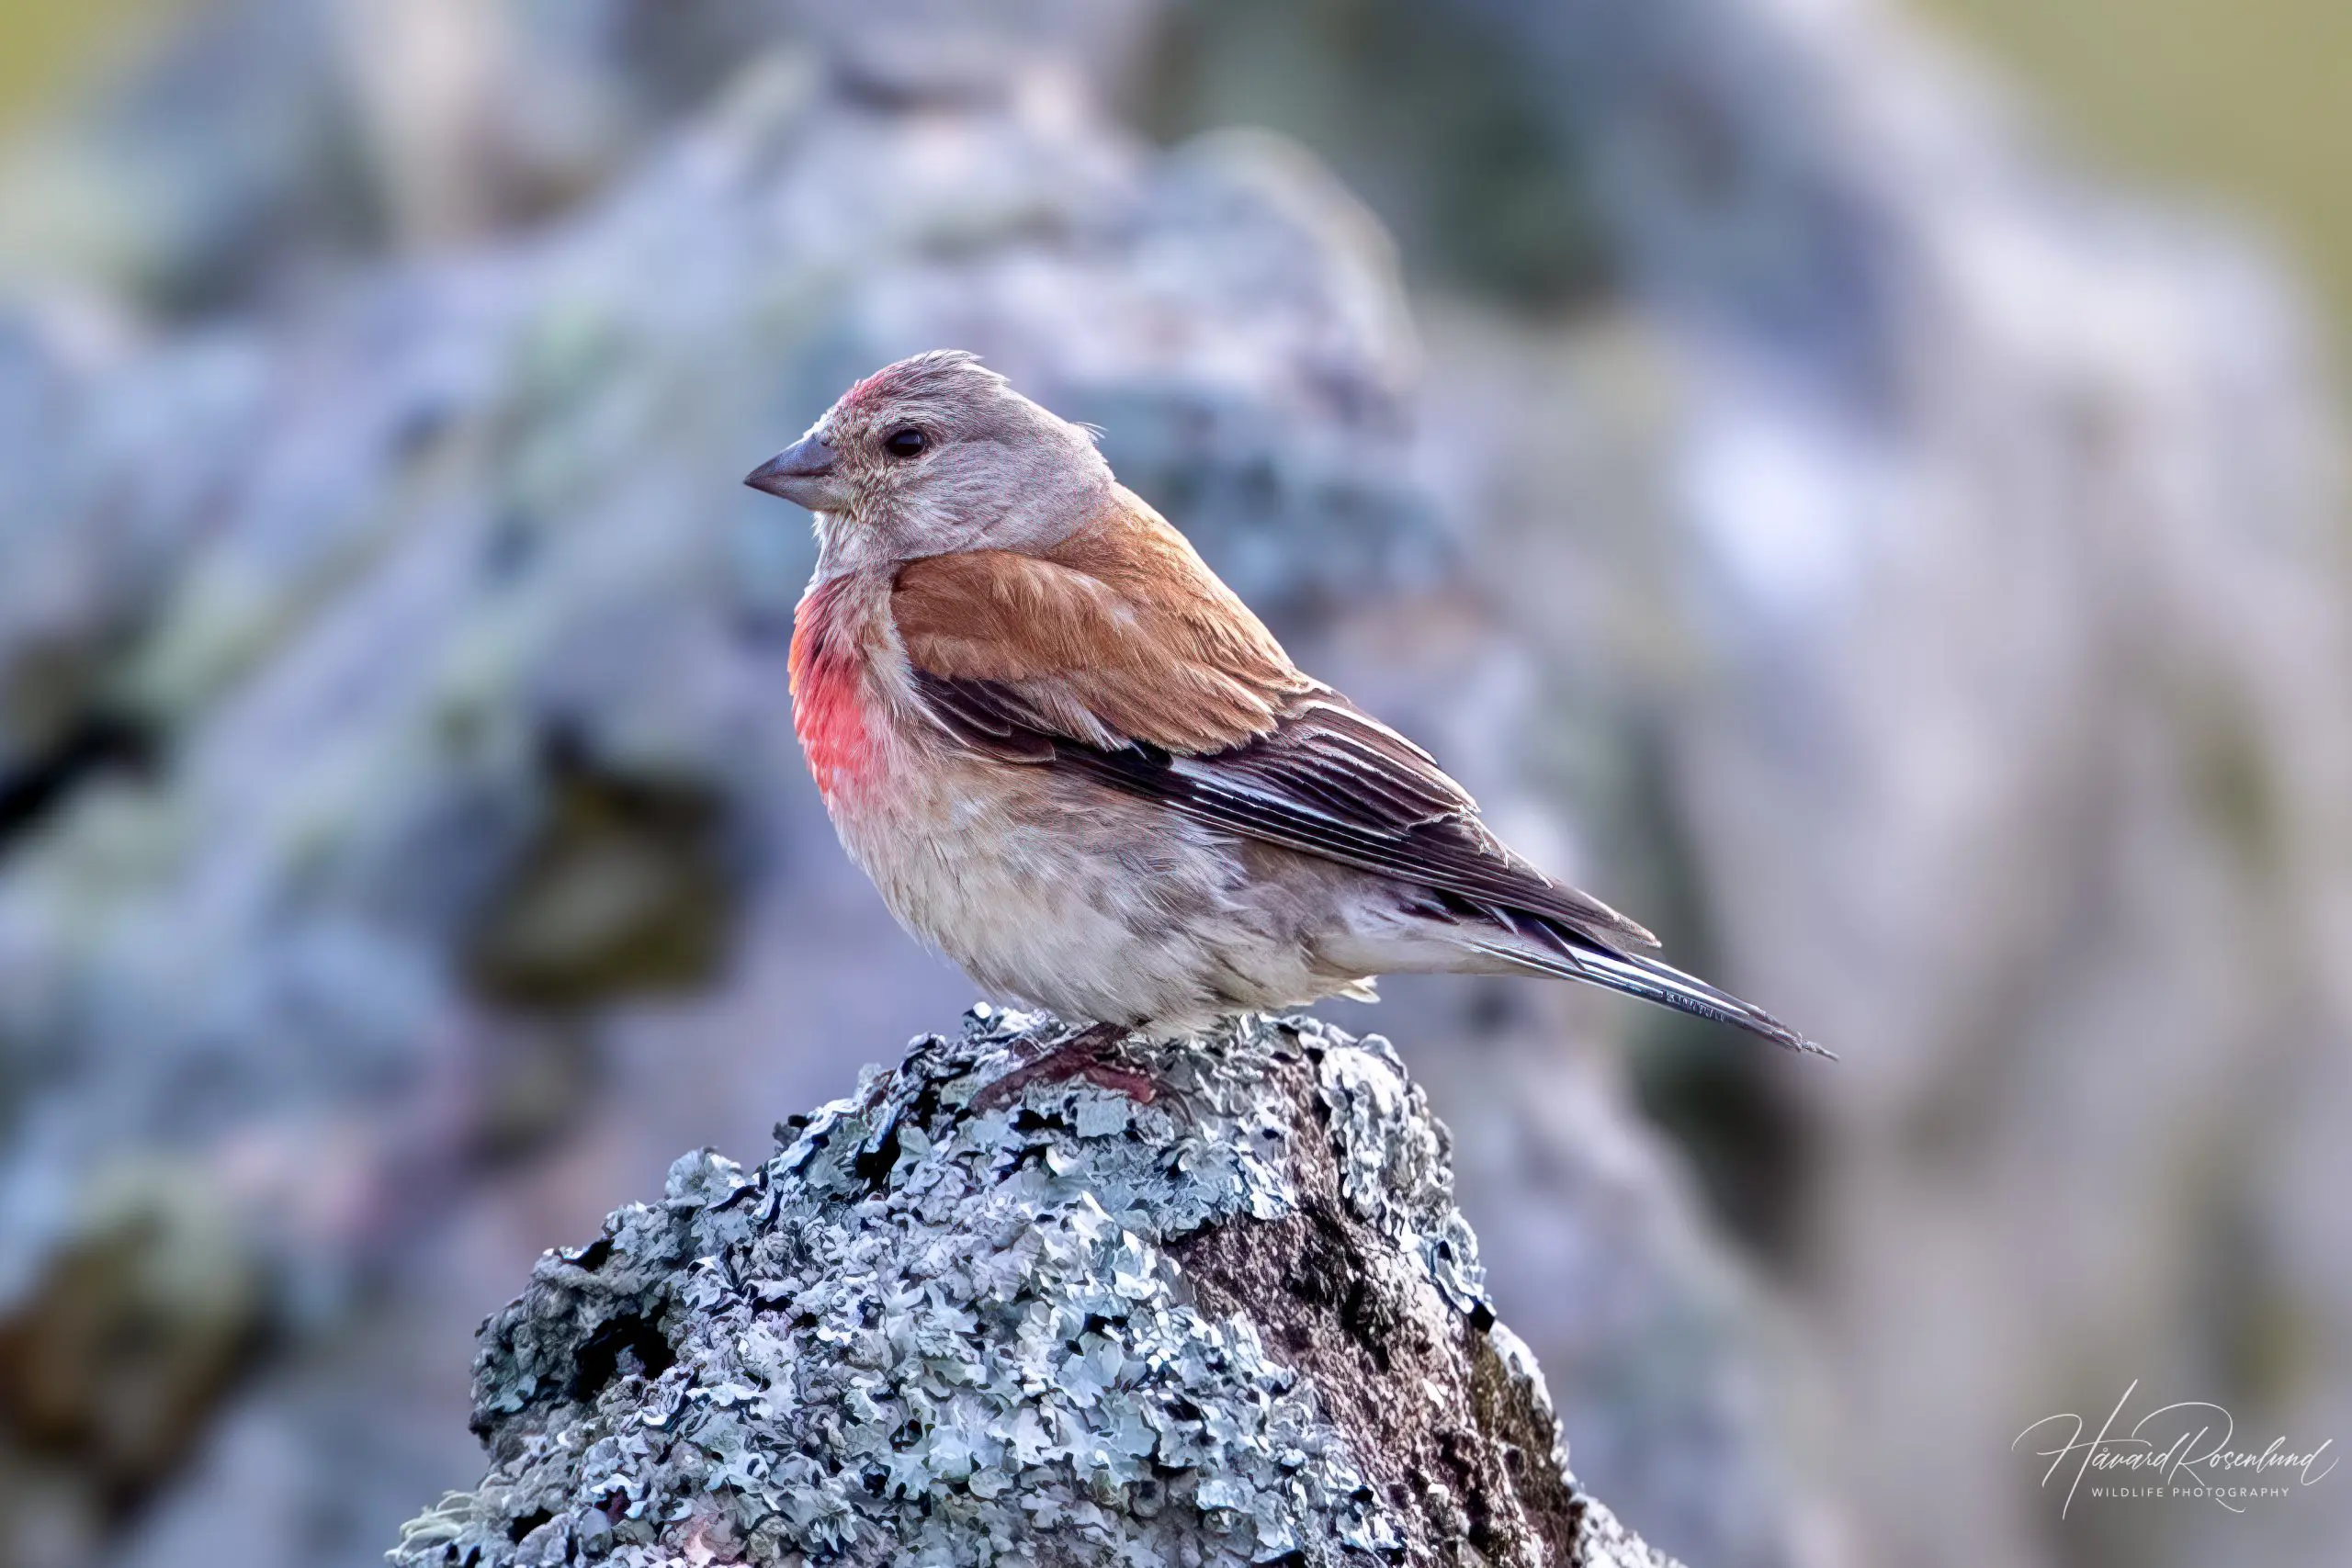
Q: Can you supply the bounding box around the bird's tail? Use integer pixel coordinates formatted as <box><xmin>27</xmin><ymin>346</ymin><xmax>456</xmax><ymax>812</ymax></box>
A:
<box><xmin>1464</xmin><ymin>929</ymin><xmax>1832</xmax><ymax>1058</ymax></box>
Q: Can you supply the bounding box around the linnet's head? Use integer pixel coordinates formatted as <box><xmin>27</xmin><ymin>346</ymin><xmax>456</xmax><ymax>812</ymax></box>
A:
<box><xmin>746</xmin><ymin>351</ymin><xmax>1111</xmax><ymax>574</ymax></box>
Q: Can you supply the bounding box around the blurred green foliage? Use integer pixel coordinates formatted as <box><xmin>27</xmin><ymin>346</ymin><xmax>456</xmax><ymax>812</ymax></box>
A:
<box><xmin>0</xmin><ymin>0</ymin><xmax>174</xmax><ymax>133</ymax></box>
<box><xmin>1927</xmin><ymin>0</ymin><xmax>2352</xmax><ymax>356</ymax></box>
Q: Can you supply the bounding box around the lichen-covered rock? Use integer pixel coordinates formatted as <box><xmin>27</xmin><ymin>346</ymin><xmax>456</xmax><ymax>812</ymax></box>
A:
<box><xmin>392</xmin><ymin>1009</ymin><xmax>1674</xmax><ymax>1567</ymax></box>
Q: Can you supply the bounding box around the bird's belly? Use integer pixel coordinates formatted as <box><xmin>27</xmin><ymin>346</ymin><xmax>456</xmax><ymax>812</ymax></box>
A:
<box><xmin>822</xmin><ymin>753</ymin><xmax>1345</xmax><ymax>1029</ymax></box>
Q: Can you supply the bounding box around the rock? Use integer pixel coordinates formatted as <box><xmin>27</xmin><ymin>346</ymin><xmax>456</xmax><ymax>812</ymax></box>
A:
<box><xmin>392</xmin><ymin>1008</ymin><xmax>1674</xmax><ymax>1567</ymax></box>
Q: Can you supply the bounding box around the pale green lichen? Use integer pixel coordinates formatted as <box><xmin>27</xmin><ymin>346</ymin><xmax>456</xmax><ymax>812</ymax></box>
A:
<box><xmin>1314</xmin><ymin>1032</ymin><xmax>1487</xmax><ymax>1317</ymax></box>
<box><xmin>390</xmin><ymin>1009</ymin><xmax>1657</xmax><ymax>1567</ymax></box>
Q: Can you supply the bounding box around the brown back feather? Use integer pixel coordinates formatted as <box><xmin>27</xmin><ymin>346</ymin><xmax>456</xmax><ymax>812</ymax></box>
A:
<box><xmin>892</xmin><ymin>488</ymin><xmax>1308</xmax><ymax>754</ymax></box>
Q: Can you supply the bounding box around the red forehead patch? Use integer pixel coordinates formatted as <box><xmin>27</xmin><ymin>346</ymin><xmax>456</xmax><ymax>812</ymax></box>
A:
<box><xmin>835</xmin><ymin>351</ymin><xmax>989</xmax><ymax>416</ymax></box>
<box><xmin>839</xmin><ymin>365</ymin><xmax>903</xmax><ymax>412</ymax></box>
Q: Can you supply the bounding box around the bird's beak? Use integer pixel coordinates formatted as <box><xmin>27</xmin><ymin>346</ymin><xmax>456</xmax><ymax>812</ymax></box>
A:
<box><xmin>745</xmin><ymin>434</ymin><xmax>849</xmax><ymax>512</ymax></box>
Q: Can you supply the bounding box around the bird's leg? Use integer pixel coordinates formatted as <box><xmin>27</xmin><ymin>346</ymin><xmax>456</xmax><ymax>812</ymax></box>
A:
<box><xmin>974</xmin><ymin>1021</ymin><xmax>1159</xmax><ymax>1109</ymax></box>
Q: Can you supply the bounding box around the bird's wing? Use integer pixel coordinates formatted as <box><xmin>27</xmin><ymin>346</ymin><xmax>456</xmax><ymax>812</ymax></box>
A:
<box><xmin>888</xmin><ymin>494</ymin><xmax>1659</xmax><ymax>954</ymax></box>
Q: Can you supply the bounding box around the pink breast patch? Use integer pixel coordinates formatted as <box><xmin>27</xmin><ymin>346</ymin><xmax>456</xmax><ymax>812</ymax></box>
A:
<box><xmin>789</xmin><ymin>578</ymin><xmax>873</xmax><ymax>796</ymax></box>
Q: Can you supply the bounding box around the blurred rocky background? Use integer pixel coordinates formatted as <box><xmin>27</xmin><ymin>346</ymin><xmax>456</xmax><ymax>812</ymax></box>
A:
<box><xmin>0</xmin><ymin>3</ymin><xmax>2346</xmax><ymax>1568</ymax></box>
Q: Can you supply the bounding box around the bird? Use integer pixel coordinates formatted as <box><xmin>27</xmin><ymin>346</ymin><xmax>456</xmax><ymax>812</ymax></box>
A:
<box><xmin>746</xmin><ymin>350</ymin><xmax>1825</xmax><ymax>1092</ymax></box>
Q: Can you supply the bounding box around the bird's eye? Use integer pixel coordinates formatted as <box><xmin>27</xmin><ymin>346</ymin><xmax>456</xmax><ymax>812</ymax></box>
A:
<box><xmin>883</xmin><ymin>428</ymin><xmax>927</xmax><ymax>459</ymax></box>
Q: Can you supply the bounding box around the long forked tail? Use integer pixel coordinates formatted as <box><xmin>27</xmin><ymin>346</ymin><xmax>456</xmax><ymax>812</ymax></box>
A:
<box><xmin>1467</xmin><ymin>931</ymin><xmax>1834</xmax><ymax>1058</ymax></box>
